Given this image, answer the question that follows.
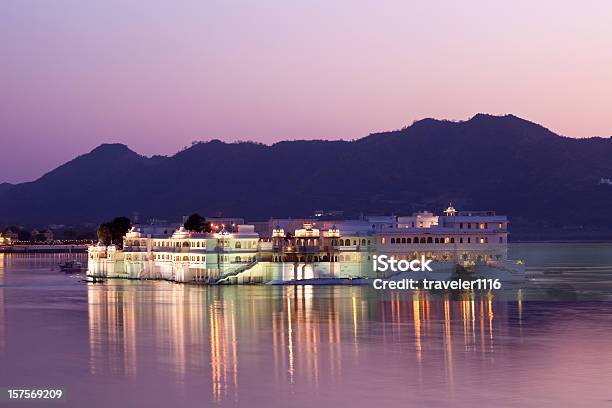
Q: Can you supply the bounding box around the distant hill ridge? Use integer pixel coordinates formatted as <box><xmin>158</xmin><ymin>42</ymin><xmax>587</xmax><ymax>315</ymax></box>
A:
<box><xmin>1</xmin><ymin>114</ymin><xmax>612</xmax><ymax>238</ymax></box>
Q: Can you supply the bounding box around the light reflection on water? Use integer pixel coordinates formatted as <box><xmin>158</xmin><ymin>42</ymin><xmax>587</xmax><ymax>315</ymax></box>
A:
<box><xmin>1</xmin><ymin>245</ymin><xmax>612</xmax><ymax>407</ymax></box>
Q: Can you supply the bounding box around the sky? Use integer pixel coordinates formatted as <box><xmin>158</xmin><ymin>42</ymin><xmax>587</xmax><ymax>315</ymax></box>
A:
<box><xmin>1</xmin><ymin>0</ymin><xmax>612</xmax><ymax>183</ymax></box>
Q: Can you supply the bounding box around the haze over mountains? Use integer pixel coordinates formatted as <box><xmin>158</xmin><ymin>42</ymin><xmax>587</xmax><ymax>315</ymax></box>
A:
<box><xmin>1</xmin><ymin>114</ymin><xmax>612</xmax><ymax>238</ymax></box>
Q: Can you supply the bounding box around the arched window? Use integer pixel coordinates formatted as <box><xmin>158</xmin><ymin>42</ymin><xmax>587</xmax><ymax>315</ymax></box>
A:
<box><xmin>235</xmin><ymin>241</ymin><xmax>241</xmax><ymax>248</ymax></box>
<box><xmin>391</xmin><ymin>238</ymin><xmax>396</xmax><ymax>244</ymax></box>
<box><xmin>460</xmin><ymin>237</ymin><xmax>463</xmax><ymax>243</ymax></box>
<box><xmin>420</xmin><ymin>237</ymin><xmax>426</xmax><ymax>243</ymax></box>
<box><xmin>235</xmin><ymin>256</ymin><xmax>241</xmax><ymax>262</ymax></box>
<box><xmin>427</xmin><ymin>237</ymin><xmax>433</xmax><ymax>243</ymax></box>
<box><xmin>401</xmin><ymin>238</ymin><xmax>406</xmax><ymax>244</ymax></box>
<box><xmin>353</xmin><ymin>240</ymin><xmax>357</xmax><ymax>245</ymax></box>
<box><xmin>361</xmin><ymin>239</ymin><xmax>366</xmax><ymax>245</ymax></box>
<box><xmin>406</xmin><ymin>238</ymin><xmax>411</xmax><ymax>243</ymax></box>
<box><xmin>434</xmin><ymin>238</ymin><xmax>439</xmax><ymax>243</ymax></box>
<box><xmin>450</xmin><ymin>238</ymin><xmax>455</xmax><ymax>243</ymax></box>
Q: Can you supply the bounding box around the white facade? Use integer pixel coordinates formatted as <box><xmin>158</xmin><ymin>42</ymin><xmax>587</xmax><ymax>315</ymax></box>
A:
<box><xmin>88</xmin><ymin>207</ymin><xmax>519</xmax><ymax>284</ymax></box>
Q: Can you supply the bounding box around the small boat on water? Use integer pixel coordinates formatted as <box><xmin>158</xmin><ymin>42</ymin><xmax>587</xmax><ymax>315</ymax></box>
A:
<box><xmin>59</xmin><ymin>260</ymin><xmax>86</xmax><ymax>273</ymax></box>
<box><xmin>84</xmin><ymin>275</ymin><xmax>106</xmax><ymax>283</ymax></box>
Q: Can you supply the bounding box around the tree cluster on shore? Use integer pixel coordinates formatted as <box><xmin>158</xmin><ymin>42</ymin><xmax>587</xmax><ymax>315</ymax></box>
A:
<box><xmin>96</xmin><ymin>217</ymin><xmax>131</xmax><ymax>248</ymax></box>
<box><xmin>183</xmin><ymin>213</ymin><xmax>212</xmax><ymax>233</ymax></box>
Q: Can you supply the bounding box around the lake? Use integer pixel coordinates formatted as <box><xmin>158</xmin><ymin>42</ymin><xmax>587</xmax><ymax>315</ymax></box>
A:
<box><xmin>1</xmin><ymin>243</ymin><xmax>612</xmax><ymax>407</ymax></box>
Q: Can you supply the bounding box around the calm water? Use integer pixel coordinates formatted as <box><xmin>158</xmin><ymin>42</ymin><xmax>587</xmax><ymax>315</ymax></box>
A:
<box><xmin>1</xmin><ymin>243</ymin><xmax>612</xmax><ymax>407</ymax></box>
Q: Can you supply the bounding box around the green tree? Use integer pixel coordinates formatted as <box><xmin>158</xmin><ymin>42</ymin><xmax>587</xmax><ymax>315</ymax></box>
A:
<box><xmin>97</xmin><ymin>224</ymin><xmax>112</xmax><ymax>245</ymax></box>
<box><xmin>109</xmin><ymin>217</ymin><xmax>131</xmax><ymax>246</ymax></box>
<box><xmin>96</xmin><ymin>216</ymin><xmax>131</xmax><ymax>247</ymax></box>
<box><xmin>184</xmin><ymin>213</ymin><xmax>211</xmax><ymax>232</ymax></box>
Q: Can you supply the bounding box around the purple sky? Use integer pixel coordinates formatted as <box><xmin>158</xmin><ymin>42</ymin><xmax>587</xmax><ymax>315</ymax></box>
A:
<box><xmin>2</xmin><ymin>0</ymin><xmax>612</xmax><ymax>183</ymax></box>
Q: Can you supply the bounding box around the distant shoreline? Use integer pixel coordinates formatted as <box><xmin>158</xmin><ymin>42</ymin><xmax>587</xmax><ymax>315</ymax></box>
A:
<box><xmin>0</xmin><ymin>244</ymin><xmax>88</xmax><ymax>254</ymax></box>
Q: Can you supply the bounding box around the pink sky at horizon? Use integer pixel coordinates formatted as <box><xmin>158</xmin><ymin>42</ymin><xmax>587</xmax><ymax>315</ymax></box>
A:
<box><xmin>1</xmin><ymin>0</ymin><xmax>612</xmax><ymax>183</ymax></box>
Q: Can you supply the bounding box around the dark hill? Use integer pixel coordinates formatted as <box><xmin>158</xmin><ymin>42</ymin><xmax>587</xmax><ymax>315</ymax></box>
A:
<box><xmin>1</xmin><ymin>115</ymin><xmax>612</xmax><ymax>239</ymax></box>
<box><xmin>0</xmin><ymin>183</ymin><xmax>13</xmax><ymax>195</ymax></box>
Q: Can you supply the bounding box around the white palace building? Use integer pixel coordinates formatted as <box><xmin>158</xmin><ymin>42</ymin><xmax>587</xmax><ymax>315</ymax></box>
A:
<box><xmin>87</xmin><ymin>206</ymin><xmax>525</xmax><ymax>284</ymax></box>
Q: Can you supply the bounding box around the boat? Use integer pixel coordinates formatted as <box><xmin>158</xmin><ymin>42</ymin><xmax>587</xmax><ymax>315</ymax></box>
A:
<box><xmin>59</xmin><ymin>260</ymin><xmax>86</xmax><ymax>273</ymax></box>
<box><xmin>84</xmin><ymin>275</ymin><xmax>106</xmax><ymax>283</ymax></box>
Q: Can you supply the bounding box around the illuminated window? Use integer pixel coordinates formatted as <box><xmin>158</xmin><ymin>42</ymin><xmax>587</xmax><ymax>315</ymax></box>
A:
<box><xmin>498</xmin><ymin>223</ymin><xmax>503</xmax><ymax>230</ymax></box>
<box><xmin>381</xmin><ymin>237</ymin><xmax>386</xmax><ymax>244</ymax></box>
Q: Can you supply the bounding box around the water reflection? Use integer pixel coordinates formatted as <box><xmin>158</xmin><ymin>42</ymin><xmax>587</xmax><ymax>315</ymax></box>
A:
<box><xmin>4</xmin><ymin>249</ymin><xmax>612</xmax><ymax>407</ymax></box>
<box><xmin>86</xmin><ymin>282</ymin><xmax>526</xmax><ymax>405</ymax></box>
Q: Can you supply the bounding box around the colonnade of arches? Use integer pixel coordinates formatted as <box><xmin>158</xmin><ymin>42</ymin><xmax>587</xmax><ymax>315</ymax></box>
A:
<box><xmin>330</xmin><ymin>238</ymin><xmax>370</xmax><ymax>246</ymax></box>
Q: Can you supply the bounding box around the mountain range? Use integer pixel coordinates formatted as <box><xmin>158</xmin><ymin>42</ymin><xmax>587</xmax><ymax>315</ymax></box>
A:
<box><xmin>1</xmin><ymin>114</ymin><xmax>612</xmax><ymax>239</ymax></box>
